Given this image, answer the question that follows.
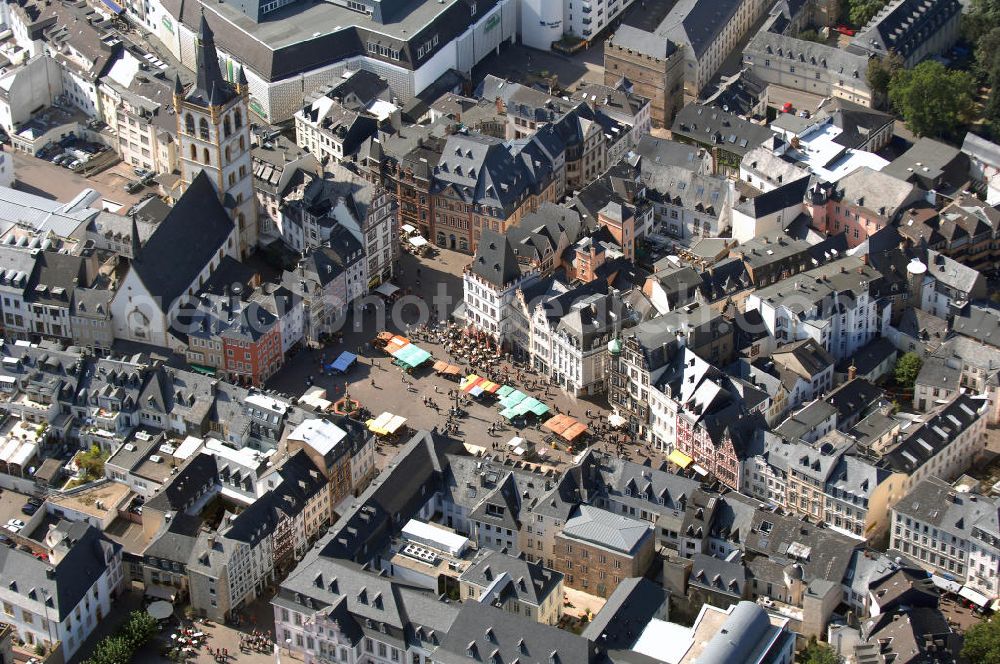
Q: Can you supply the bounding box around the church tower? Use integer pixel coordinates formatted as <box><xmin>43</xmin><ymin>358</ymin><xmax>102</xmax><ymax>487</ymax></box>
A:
<box><xmin>174</xmin><ymin>12</ymin><xmax>257</xmax><ymax>257</ymax></box>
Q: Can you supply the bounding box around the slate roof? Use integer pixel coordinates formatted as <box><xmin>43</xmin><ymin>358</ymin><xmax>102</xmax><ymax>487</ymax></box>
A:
<box><xmin>0</xmin><ymin>520</ymin><xmax>119</xmax><ymax>621</ymax></box>
<box><xmin>734</xmin><ymin>175</ymin><xmax>810</xmax><ymax>218</ymax></box>
<box><xmin>131</xmin><ymin>170</ymin><xmax>234</xmax><ymax>312</ymax></box>
<box><xmin>689</xmin><ymin>552</ymin><xmax>747</xmax><ymax>597</ymax></box>
<box><xmin>883</xmin><ymin>394</ymin><xmax>987</xmax><ymax>474</ymax></box>
<box><xmin>581</xmin><ymin>578</ymin><xmax>668</xmax><ymax>650</ymax></box>
<box><xmin>435</xmin><ymin>601</ymin><xmax>595</xmax><ymax>664</ymax></box>
<box><xmin>471</xmin><ymin>229</ymin><xmax>522</xmax><ymax>288</ymax></box>
<box><xmin>856</xmin><ymin>606</ymin><xmax>961</xmax><ymax>664</ymax></box>
<box><xmin>655</xmin><ymin>0</ymin><xmax>752</xmax><ymax>58</ymax></box>
<box><xmin>459</xmin><ymin>550</ymin><xmax>563</xmax><ymax>607</ymax></box>
<box><xmin>671</xmin><ymin>104</ymin><xmax>773</xmax><ymax>157</ymax></box>
<box><xmin>849</xmin><ymin>0</ymin><xmax>962</xmax><ymax>62</ymax></box>
<box><xmin>953</xmin><ymin>306</ymin><xmax>1000</xmax><ymax>349</ymax></box>
<box><xmin>561</xmin><ymin>506</ymin><xmax>651</xmax><ymax>554</ymax></box>
<box><xmin>746</xmin><ymin>30</ymin><xmax>870</xmax><ymax>83</ymax></box>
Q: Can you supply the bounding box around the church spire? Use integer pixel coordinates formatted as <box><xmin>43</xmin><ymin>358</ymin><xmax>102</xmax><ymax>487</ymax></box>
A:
<box><xmin>189</xmin><ymin>10</ymin><xmax>235</xmax><ymax>107</ymax></box>
<box><xmin>130</xmin><ymin>213</ymin><xmax>142</xmax><ymax>262</ymax></box>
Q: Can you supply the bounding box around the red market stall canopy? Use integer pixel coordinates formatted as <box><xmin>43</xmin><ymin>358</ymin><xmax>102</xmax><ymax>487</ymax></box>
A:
<box><xmin>433</xmin><ymin>361</ymin><xmax>462</xmax><ymax>375</ymax></box>
<box><xmin>543</xmin><ymin>414</ymin><xmax>588</xmax><ymax>440</ymax></box>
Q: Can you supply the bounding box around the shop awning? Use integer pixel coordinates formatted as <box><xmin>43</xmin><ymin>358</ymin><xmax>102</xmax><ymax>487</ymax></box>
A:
<box><xmin>668</xmin><ymin>449</ymin><xmax>693</xmax><ymax>469</ymax></box>
<box><xmin>483</xmin><ymin>382</ymin><xmax>502</xmax><ymax>393</ymax></box>
<box><xmin>375</xmin><ymin>282</ymin><xmax>400</xmax><ymax>297</ymax></box>
<box><xmin>691</xmin><ymin>464</ymin><xmax>708</xmax><ymax>476</ymax></box>
<box><xmin>960</xmin><ymin>586</ymin><xmax>991</xmax><ymax>608</ymax></box>
<box><xmin>507</xmin><ymin>436</ymin><xmax>526</xmax><ymax>448</ymax></box>
<box><xmin>102</xmin><ymin>0</ymin><xmax>124</xmax><ymax>13</ymax></box>
<box><xmin>497</xmin><ymin>385</ymin><xmax>515</xmax><ymax>398</ymax></box>
<box><xmin>401</xmin><ymin>224</ymin><xmax>416</xmax><ymax>234</ymax></box>
<box><xmin>329</xmin><ymin>351</ymin><xmax>357</xmax><ymax>373</ymax></box>
<box><xmin>190</xmin><ymin>363</ymin><xmax>216</xmax><ymax>377</ymax></box>
<box><xmin>408</xmin><ymin>236</ymin><xmax>428</xmax><ymax>247</ymax></box>
<box><xmin>608</xmin><ymin>413</ymin><xmax>627</xmax><ymax>428</ymax></box>
<box><xmin>469</xmin><ymin>385</ymin><xmax>486</xmax><ymax>397</ymax></box>
<box><xmin>931</xmin><ymin>575</ymin><xmax>963</xmax><ymax>594</ymax></box>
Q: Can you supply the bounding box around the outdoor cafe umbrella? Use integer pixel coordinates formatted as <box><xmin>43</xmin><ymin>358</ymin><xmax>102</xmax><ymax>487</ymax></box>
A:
<box><xmin>147</xmin><ymin>600</ymin><xmax>173</xmax><ymax>621</ymax></box>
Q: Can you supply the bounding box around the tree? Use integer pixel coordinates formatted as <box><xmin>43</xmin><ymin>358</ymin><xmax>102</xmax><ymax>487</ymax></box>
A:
<box><xmin>848</xmin><ymin>0</ymin><xmax>887</xmax><ymax>26</ymax></box>
<box><xmin>977</xmin><ymin>27</ymin><xmax>1000</xmax><ymax>128</ymax></box>
<box><xmin>967</xmin><ymin>0</ymin><xmax>1000</xmax><ymax>45</ymax></box>
<box><xmin>801</xmin><ymin>637</ymin><xmax>840</xmax><ymax>664</ymax></box>
<box><xmin>889</xmin><ymin>60</ymin><xmax>976</xmax><ymax>140</ymax></box>
<box><xmin>894</xmin><ymin>351</ymin><xmax>923</xmax><ymax>389</ymax></box>
<box><xmin>963</xmin><ymin>615</ymin><xmax>1000</xmax><ymax>664</ymax></box>
<box><xmin>866</xmin><ymin>51</ymin><xmax>903</xmax><ymax>100</ymax></box>
<box><xmin>76</xmin><ymin>444</ymin><xmax>107</xmax><ymax>481</ymax></box>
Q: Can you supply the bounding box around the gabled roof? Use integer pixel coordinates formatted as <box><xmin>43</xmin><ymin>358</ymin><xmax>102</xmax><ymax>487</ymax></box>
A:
<box><xmin>130</xmin><ymin>170</ymin><xmax>234</xmax><ymax>312</ymax></box>
<box><xmin>471</xmin><ymin>229</ymin><xmax>522</xmax><ymax>288</ymax></box>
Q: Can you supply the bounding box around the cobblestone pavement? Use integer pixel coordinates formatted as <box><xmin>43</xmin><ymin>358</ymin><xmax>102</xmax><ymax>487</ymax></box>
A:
<box><xmin>267</xmin><ymin>249</ymin><xmax>660</xmax><ymax>472</ymax></box>
<box><xmin>136</xmin><ymin>596</ymin><xmax>278</xmax><ymax>664</ymax></box>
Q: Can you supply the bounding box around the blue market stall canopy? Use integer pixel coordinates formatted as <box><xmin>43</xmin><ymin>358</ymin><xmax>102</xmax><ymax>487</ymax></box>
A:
<box><xmin>328</xmin><ymin>351</ymin><xmax>358</xmax><ymax>373</ymax></box>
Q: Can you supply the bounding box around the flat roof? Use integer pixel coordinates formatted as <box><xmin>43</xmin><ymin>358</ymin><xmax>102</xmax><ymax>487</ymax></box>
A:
<box><xmin>633</xmin><ymin>618</ymin><xmax>693</xmax><ymax>663</ymax></box>
<box><xmin>402</xmin><ymin>519</ymin><xmax>469</xmax><ymax>556</ymax></box>
<box><xmin>48</xmin><ymin>481</ymin><xmax>131</xmax><ymax>520</ymax></box>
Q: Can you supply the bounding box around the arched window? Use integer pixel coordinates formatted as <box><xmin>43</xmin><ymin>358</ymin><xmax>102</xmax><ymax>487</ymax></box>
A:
<box><xmin>239</xmin><ymin>136</ymin><xmax>245</xmax><ymax>152</ymax></box>
<box><xmin>237</xmin><ymin>213</ymin><xmax>245</xmax><ymax>230</ymax></box>
<box><xmin>225</xmin><ymin>145</ymin><xmax>231</xmax><ymax>163</ymax></box>
<box><xmin>223</xmin><ymin>116</ymin><xmax>232</xmax><ymax>138</ymax></box>
<box><xmin>233</xmin><ymin>109</ymin><xmax>242</xmax><ymax>130</ymax></box>
<box><xmin>185</xmin><ymin>113</ymin><xmax>195</xmax><ymax>134</ymax></box>
<box><xmin>203</xmin><ymin>148</ymin><xmax>210</xmax><ymax>164</ymax></box>
<box><xmin>189</xmin><ymin>144</ymin><xmax>197</xmax><ymax>160</ymax></box>
<box><xmin>199</xmin><ymin>118</ymin><xmax>210</xmax><ymax>141</ymax></box>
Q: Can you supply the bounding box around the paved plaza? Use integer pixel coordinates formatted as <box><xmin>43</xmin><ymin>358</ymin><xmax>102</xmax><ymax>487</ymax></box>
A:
<box><xmin>266</xmin><ymin>248</ymin><xmax>659</xmax><ymax>472</ymax></box>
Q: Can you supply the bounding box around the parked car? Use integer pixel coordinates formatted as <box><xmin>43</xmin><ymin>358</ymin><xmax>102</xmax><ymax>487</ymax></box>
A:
<box><xmin>7</xmin><ymin>519</ymin><xmax>25</xmax><ymax>529</ymax></box>
<box><xmin>67</xmin><ymin>159</ymin><xmax>82</xmax><ymax>170</ymax></box>
<box><xmin>20</xmin><ymin>502</ymin><xmax>38</xmax><ymax>515</ymax></box>
<box><xmin>834</xmin><ymin>25</ymin><xmax>855</xmax><ymax>36</ymax></box>
<box><xmin>125</xmin><ymin>180</ymin><xmax>144</xmax><ymax>194</ymax></box>
<box><xmin>0</xmin><ymin>535</ymin><xmax>13</xmax><ymax>547</ymax></box>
